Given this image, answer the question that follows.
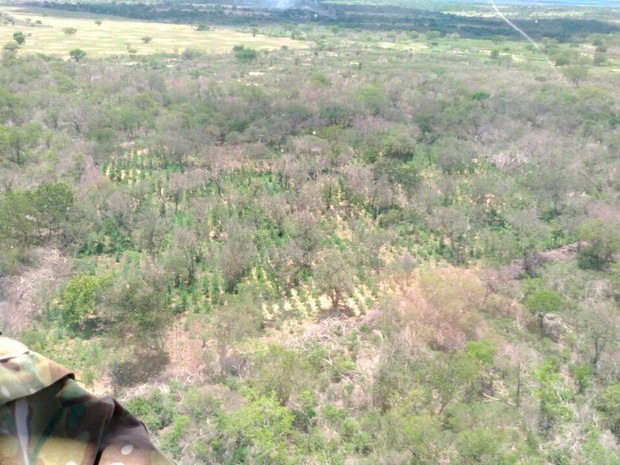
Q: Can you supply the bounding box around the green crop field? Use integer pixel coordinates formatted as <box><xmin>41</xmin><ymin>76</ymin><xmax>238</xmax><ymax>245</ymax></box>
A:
<box><xmin>0</xmin><ymin>6</ymin><xmax>308</xmax><ymax>58</ymax></box>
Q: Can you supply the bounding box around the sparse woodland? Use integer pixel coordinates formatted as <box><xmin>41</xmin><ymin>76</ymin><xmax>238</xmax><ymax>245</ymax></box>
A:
<box><xmin>1</xmin><ymin>1</ymin><xmax>620</xmax><ymax>463</ymax></box>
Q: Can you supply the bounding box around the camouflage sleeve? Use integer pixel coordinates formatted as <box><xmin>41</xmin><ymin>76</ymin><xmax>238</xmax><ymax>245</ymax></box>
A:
<box><xmin>0</xmin><ymin>335</ymin><xmax>175</xmax><ymax>465</ymax></box>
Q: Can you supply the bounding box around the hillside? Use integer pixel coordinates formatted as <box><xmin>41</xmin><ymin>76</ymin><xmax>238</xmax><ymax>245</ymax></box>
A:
<box><xmin>1</xmin><ymin>1</ymin><xmax>620</xmax><ymax>463</ymax></box>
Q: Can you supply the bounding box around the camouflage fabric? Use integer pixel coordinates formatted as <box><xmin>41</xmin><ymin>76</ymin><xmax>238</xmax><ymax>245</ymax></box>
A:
<box><xmin>0</xmin><ymin>334</ymin><xmax>175</xmax><ymax>465</ymax></box>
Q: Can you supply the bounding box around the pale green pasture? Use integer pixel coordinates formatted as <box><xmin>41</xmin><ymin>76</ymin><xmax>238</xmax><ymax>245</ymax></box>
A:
<box><xmin>374</xmin><ymin>35</ymin><xmax>618</xmax><ymax>72</ymax></box>
<box><xmin>0</xmin><ymin>6</ymin><xmax>308</xmax><ymax>58</ymax></box>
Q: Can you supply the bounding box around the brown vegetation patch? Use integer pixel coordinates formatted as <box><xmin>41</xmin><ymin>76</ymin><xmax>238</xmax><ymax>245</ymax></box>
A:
<box><xmin>394</xmin><ymin>266</ymin><xmax>487</xmax><ymax>352</ymax></box>
<box><xmin>163</xmin><ymin>316</ymin><xmax>207</xmax><ymax>379</ymax></box>
<box><xmin>0</xmin><ymin>247</ymin><xmax>71</xmax><ymax>335</ymax></box>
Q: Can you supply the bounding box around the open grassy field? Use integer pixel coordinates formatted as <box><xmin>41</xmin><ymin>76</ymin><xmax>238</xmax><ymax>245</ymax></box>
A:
<box><xmin>0</xmin><ymin>6</ymin><xmax>309</xmax><ymax>58</ymax></box>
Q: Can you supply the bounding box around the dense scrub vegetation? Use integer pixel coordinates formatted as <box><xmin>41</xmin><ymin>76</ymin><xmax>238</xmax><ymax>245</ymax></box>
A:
<box><xmin>1</xmin><ymin>1</ymin><xmax>620</xmax><ymax>463</ymax></box>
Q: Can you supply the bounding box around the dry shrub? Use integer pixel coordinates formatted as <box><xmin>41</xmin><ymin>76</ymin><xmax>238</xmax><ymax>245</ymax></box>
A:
<box><xmin>485</xmin><ymin>293</ymin><xmax>535</xmax><ymax>331</ymax></box>
<box><xmin>396</xmin><ymin>267</ymin><xmax>486</xmax><ymax>351</ymax></box>
<box><xmin>110</xmin><ymin>349</ymin><xmax>170</xmax><ymax>388</ymax></box>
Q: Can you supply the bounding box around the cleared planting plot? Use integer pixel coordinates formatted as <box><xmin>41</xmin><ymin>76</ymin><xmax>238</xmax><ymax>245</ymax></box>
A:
<box><xmin>0</xmin><ymin>6</ymin><xmax>309</xmax><ymax>58</ymax></box>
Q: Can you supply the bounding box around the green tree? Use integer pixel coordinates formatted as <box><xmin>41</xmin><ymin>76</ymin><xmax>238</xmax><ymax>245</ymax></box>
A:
<box><xmin>423</xmin><ymin>353</ymin><xmax>480</xmax><ymax>415</ymax></box>
<box><xmin>160</xmin><ymin>415</ymin><xmax>190</xmax><ymax>459</ymax></box>
<box><xmin>534</xmin><ymin>361</ymin><xmax>573</xmax><ymax>435</ymax></box>
<box><xmin>62</xmin><ymin>27</ymin><xmax>78</xmax><ymax>36</ymax></box>
<box><xmin>0</xmin><ymin>190</ymin><xmax>36</xmax><ymax>246</ymax></box>
<box><xmin>113</xmin><ymin>106</ymin><xmax>152</xmax><ymax>140</ymax></box>
<box><xmin>569</xmin><ymin>363</ymin><xmax>592</xmax><ymax>394</ymax></box>
<box><xmin>164</xmin><ymin>227</ymin><xmax>201</xmax><ymax>286</ymax></box>
<box><xmin>579</xmin><ymin>431</ymin><xmax>620</xmax><ymax>465</ymax></box>
<box><xmin>312</xmin><ymin>248</ymin><xmax>356</xmax><ymax>312</ymax></box>
<box><xmin>430</xmin><ymin>204</ymin><xmax>471</xmax><ymax>265</ymax></box>
<box><xmin>553</xmin><ymin>50</ymin><xmax>575</xmax><ymax>66</ymax></box>
<box><xmin>59</xmin><ymin>273</ymin><xmax>108</xmax><ymax>330</ymax></box>
<box><xmin>218</xmin><ymin>223</ymin><xmax>256</xmax><ymax>293</ymax></box>
<box><xmin>0</xmin><ymin>123</ymin><xmax>40</xmax><ymax>165</ymax></box>
<box><xmin>593</xmin><ymin>54</ymin><xmax>607</xmax><ymax>66</ymax></box>
<box><xmin>525</xmin><ymin>288</ymin><xmax>564</xmax><ymax>316</ymax></box>
<box><xmin>215</xmin><ymin>391</ymin><xmax>295</xmax><ymax>465</ymax></box>
<box><xmin>319</xmin><ymin>103</ymin><xmax>352</xmax><ymax>126</ymax></box>
<box><xmin>456</xmin><ymin>428</ymin><xmax>503</xmax><ymax>465</ymax></box>
<box><xmin>251</xmin><ymin>344</ymin><xmax>311</xmax><ymax>405</ymax></box>
<box><xmin>577</xmin><ymin>220</ymin><xmax>620</xmax><ymax>270</ymax></box>
<box><xmin>105</xmin><ymin>264</ymin><xmax>171</xmax><ymax>349</ymax></box>
<box><xmin>209</xmin><ymin>289</ymin><xmax>263</xmax><ymax>373</ymax></box>
<box><xmin>506</xmin><ymin>208</ymin><xmax>551</xmax><ymax>275</ymax></box>
<box><xmin>69</xmin><ymin>48</ymin><xmax>87</xmax><ymax>62</ymax></box>
<box><xmin>132</xmin><ymin>207</ymin><xmax>169</xmax><ymax>257</ymax></box>
<box><xmin>0</xmin><ymin>183</ymin><xmax>72</xmax><ymax>246</ymax></box>
<box><xmin>563</xmin><ymin>65</ymin><xmax>589</xmax><ymax>87</ymax></box>
<box><xmin>31</xmin><ymin>182</ymin><xmax>74</xmax><ymax>239</ymax></box>
<box><xmin>581</xmin><ymin>300</ymin><xmax>620</xmax><ymax>371</ymax></box>
<box><xmin>3</xmin><ymin>42</ymin><xmax>19</xmax><ymax>52</ymax></box>
<box><xmin>355</xmin><ymin>85</ymin><xmax>387</xmax><ymax>115</ymax></box>
<box><xmin>525</xmin><ymin>288</ymin><xmax>565</xmax><ymax>339</ymax></box>
<box><xmin>383</xmin><ymin>410</ymin><xmax>445</xmax><ymax>464</ymax></box>
<box><xmin>12</xmin><ymin>32</ymin><xmax>25</xmax><ymax>45</ymax></box>
<box><xmin>465</xmin><ymin>339</ymin><xmax>497</xmax><ymax>365</ymax></box>
<box><xmin>233</xmin><ymin>45</ymin><xmax>258</xmax><ymax>62</ymax></box>
<box><xmin>379</xmin><ymin>128</ymin><xmax>417</xmax><ymax>160</ymax></box>
<box><xmin>598</xmin><ymin>382</ymin><xmax>620</xmax><ymax>439</ymax></box>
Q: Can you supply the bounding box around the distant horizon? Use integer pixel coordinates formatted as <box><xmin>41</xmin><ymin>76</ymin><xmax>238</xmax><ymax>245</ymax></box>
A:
<box><xmin>1</xmin><ymin>0</ymin><xmax>617</xmax><ymax>7</ymax></box>
<box><xmin>322</xmin><ymin>0</ymin><xmax>619</xmax><ymax>7</ymax></box>
<box><xmin>438</xmin><ymin>0</ymin><xmax>616</xmax><ymax>6</ymax></box>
